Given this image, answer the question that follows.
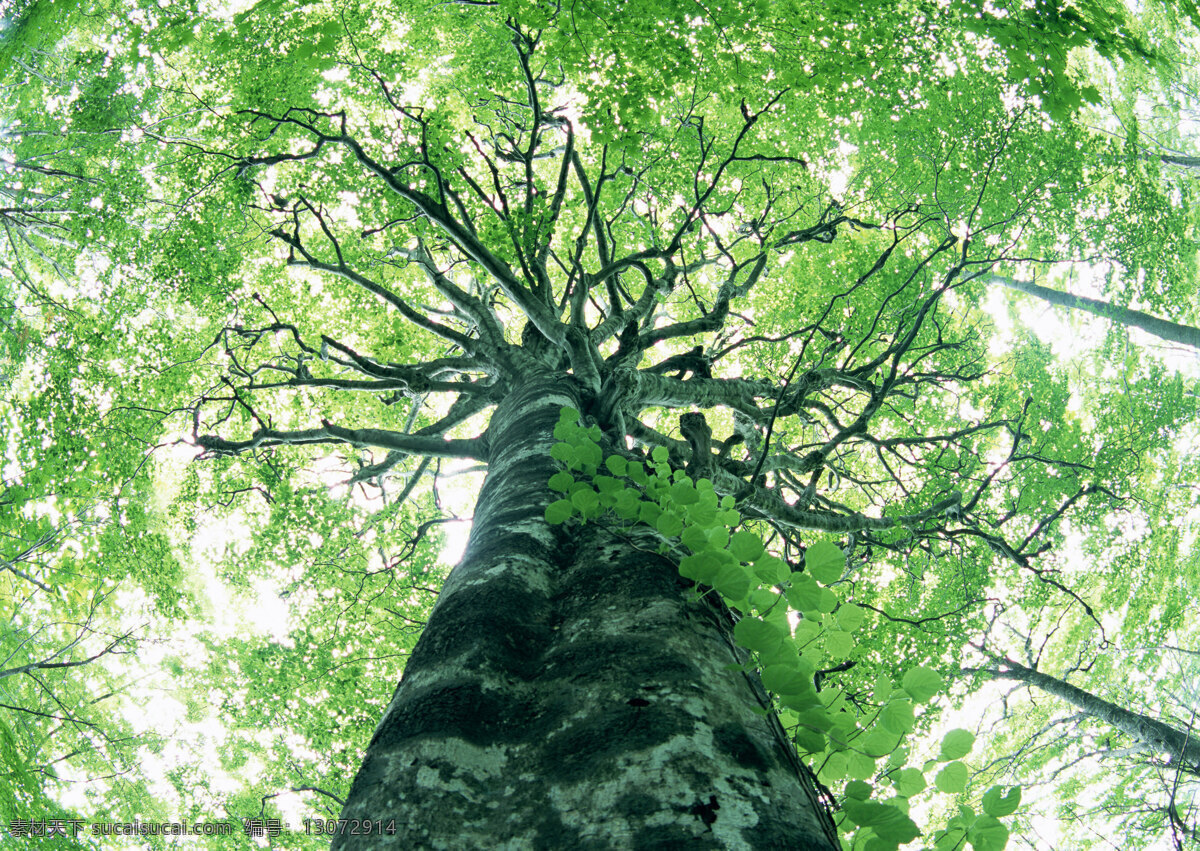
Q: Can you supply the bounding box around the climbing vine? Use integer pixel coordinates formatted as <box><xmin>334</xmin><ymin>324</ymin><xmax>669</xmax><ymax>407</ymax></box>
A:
<box><xmin>546</xmin><ymin>407</ymin><xmax>1020</xmax><ymax>850</ymax></box>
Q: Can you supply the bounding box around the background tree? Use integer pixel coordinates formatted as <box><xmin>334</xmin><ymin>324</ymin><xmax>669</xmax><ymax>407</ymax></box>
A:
<box><xmin>963</xmin><ymin>621</ymin><xmax>1200</xmax><ymax>849</ymax></box>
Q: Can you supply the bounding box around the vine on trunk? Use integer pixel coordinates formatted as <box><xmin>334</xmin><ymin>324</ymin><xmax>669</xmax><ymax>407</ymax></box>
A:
<box><xmin>546</xmin><ymin>406</ymin><xmax>1021</xmax><ymax>850</ymax></box>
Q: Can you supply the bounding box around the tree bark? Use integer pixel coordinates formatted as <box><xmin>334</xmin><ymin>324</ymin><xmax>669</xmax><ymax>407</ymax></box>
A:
<box><xmin>332</xmin><ymin>371</ymin><xmax>838</xmax><ymax>849</ymax></box>
<box><xmin>990</xmin><ymin>274</ymin><xmax>1200</xmax><ymax>350</ymax></box>
<box><xmin>978</xmin><ymin>658</ymin><xmax>1200</xmax><ymax>774</ymax></box>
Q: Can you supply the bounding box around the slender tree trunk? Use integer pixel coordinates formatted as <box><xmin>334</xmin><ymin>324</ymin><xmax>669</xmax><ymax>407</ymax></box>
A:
<box><xmin>1159</xmin><ymin>153</ymin><xmax>1200</xmax><ymax>170</ymax></box>
<box><xmin>990</xmin><ymin>274</ymin><xmax>1200</xmax><ymax>350</ymax></box>
<box><xmin>978</xmin><ymin>658</ymin><xmax>1200</xmax><ymax>774</ymax></box>
<box><xmin>333</xmin><ymin>371</ymin><xmax>838</xmax><ymax>849</ymax></box>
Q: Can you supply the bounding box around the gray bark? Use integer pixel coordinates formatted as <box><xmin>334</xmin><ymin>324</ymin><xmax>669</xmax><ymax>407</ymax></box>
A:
<box><xmin>332</xmin><ymin>372</ymin><xmax>838</xmax><ymax>849</ymax></box>
<box><xmin>991</xmin><ymin>274</ymin><xmax>1200</xmax><ymax>351</ymax></box>
<box><xmin>1160</xmin><ymin>153</ymin><xmax>1200</xmax><ymax>170</ymax></box>
<box><xmin>981</xmin><ymin>658</ymin><xmax>1200</xmax><ymax>774</ymax></box>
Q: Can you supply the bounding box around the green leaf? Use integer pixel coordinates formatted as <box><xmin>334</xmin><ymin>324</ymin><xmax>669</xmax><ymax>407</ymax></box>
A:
<box><xmin>605</xmin><ymin>455</ymin><xmax>628</xmax><ymax>476</ymax></box>
<box><xmin>820</xmin><ymin>751</ymin><xmax>848</xmax><ymax>782</ymax></box>
<box><xmin>880</xmin><ymin>700</ymin><xmax>915</xmax><ymax>734</ymax></box>
<box><xmin>967</xmin><ymin>814</ymin><xmax>1010</xmax><ymax>851</ymax></box>
<box><xmin>842</xmin><ymin>798</ymin><xmax>919</xmax><ymax>844</ymax></box>
<box><xmin>545</xmin><ymin>499</ymin><xmax>574</xmax><ymax>525</ymax></box>
<box><xmin>753</xmin><ymin>554</ymin><xmax>789</xmax><ymax>584</ymax></box>
<box><xmin>548</xmin><ymin>471</ymin><xmax>574</xmax><ymax>492</ymax></box>
<box><xmin>762</xmin><ymin>663</ymin><xmax>814</xmax><ymax>696</ymax></box>
<box><xmin>887</xmin><ymin>746</ymin><xmax>909</xmax><ymax>770</ymax></box>
<box><xmin>847</xmin><ymin>750</ymin><xmax>877</xmax><ymax>780</ymax></box>
<box><xmin>680</xmin><ymin>523</ymin><xmax>709</xmax><ymax>551</ymax></box>
<box><xmin>935</xmin><ymin>761</ymin><xmax>968</xmax><ymax>793</ymax></box>
<box><xmin>733</xmin><ymin>617</ymin><xmax>788</xmax><ymax>654</ymax></box>
<box><xmin>862</xmin><ymin>726</ymin><xmax>902</xmax><ymax>758</ymax></box>
<box><xmin>614</xmin><ymin>488</ymin><xmax>641</xmax><ymax>518</ymax></box>
<box><xmin>892</xmin><ymin>767</ymin><xmax>926</xmax><ymax>797</ymax></box>
<box><xmin>593</xmin><ymin>475</ymin><xmax>622</xmax><ymax>494</ymax></box>
<box><xmin>793</xmin><ymin>724</ymin><xmax>825</xmax><ymax>753</ymax></box>
<box><xmin>872</xmin><ymin>807</ymin><xmax>921</xmax><ymax>845</ymax></box>
<box><xmin>651</xmin><ymin>446</ymin><xmax>669</xmax><ymax>463</ymax></box>
<box><xmin>706</xmin><ymin>524</ymin><xmax>729</xmax><ymax>549</ymax></box>
<box><xmin>758</xmin><ymin>636</ymin><xmax>802</xmax><ymax>667</ymax></box>
<box><xmin>796</xmin><ymin>706</ymin><xmax>834</xmax><ymax>732</ymax></box>
<box><xmin>901</xmin><ymin>666</ymin><xmax>944</xmax><ymax>703</ymax></box>
<box><xmin>823</xmin><ymin>630</ymin><xmax>854</xmax><ymax>659</ymax></box>
<box><xmin>780</xmin><ymin>693</ymin><xmax>823</xmax><ymax>716</ymax></box>
<box><xmin>669</xmin><ymin>479</ymin><xmax>699</xmax><ymax>505</ymax></box>
<box><xmin>729</xmin><ymin>529</ymin><xmax>765</xmax><ymax>561</ymax></box>
<box><xmin>935</xmin><ymin>828</ymin><xmax>969</xmax><ymax>851</ymax></box>
<box><xmin>579</xmin><ymin>442</ymin><xmax>603</xmax><ymax>471</ymax></box>
<box><xmin>786</xmin><ymin>575</ymin><xmax>822</xmax><ymax>611</ymax></box>
<box><xmin>656</xmin><ymin>510</ymin><xmax>683</xmax><ymax>537</ymax></box>
<box><xmin>716</xmin><ymin>508</ymin><xmax>740</xmax><ymax>526</ymax></box>
<box><xmin>874</xmin><ymin>675</ymin><xmax>893</xmax><ymax>702</ymax></box>
<box><xmin>845</xmin><ymin>779</ymin><xmax>873</xmax><ymax>800</ymax></box>
<box><xmin>792</xmin><ymin>617</ymin><xmax>820</xmax><ymax>643</ymax></box>
<box><xmin>553</xmin><ymin>420</ymin><xmax>577</xmax><ymax>440</ymax></box>
<box><xmin>805</xmin><ymin>541</ymin><xmax>844</xmax><ymax>584</ymax></box>
<box><xmin>679</xmin><ymin>552</ymin><xmax>721</xmax><ymax>584</ymax></box>
<box><xmin>749</xmin><ymin>588</ymin><xmax>780</xmax><ymax>613</ymax></box>
<box><xmin>981</xmin><ymin>785</ymin><xmax>1021</xmax><ymax>818</ymax></box>
<box><xmin>686</xmin><ymin>500</ymin><xmax>718</xmax><ymax>527</ymax></box>
<box><xmin>835</xmin><ymin>603</ymin><xmax>865</xmax><ymax>632</ymax></box>
<box><xmin>712</xmin><ymin>563</ymin><xmax>752</xmax><ymax>600</ymax></box>
<box><xmin>571</xmin><ymin>488</ymin><xmax>600</xmax><ymax>514</ymax></box>
<box><xmin>939</xmin><ymin>729</ymin><xmax>976</xmax><ymax>761</ymax></box>
<box><xmin>638</xmin><ymin>502</ymin><xmax>662</xmax><ymax>525</ymax></box>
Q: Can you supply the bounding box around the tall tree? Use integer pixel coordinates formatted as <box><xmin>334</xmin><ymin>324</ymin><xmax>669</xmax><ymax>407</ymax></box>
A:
<box><xmin>964</xmin><ymin>623</ymin><xmax>1200</xmax><ymax>849</ymax></box>
<box><xmin>988</xmin><ymin>274</ymin><xmax>1200</xmax><ymax>351</ymax></box>
<box><xmin>966</xmin><ymin>654</ymin><xmax>1200</xmax><ymax>773</ymax></box>
<box><xmin>162</xmin><ymin>8</ymin><xmax>1133</xmax><ymax>849</ymax></box>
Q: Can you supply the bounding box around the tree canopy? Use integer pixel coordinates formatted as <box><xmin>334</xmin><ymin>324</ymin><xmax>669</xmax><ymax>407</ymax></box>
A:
<box><xmin>2</xmin><ymin>0</ymin><xmax>1199</xmax><ymax>848</ymax></box>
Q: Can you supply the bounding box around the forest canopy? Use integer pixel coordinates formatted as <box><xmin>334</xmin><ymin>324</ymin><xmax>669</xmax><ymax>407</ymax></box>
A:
<box><xmin>2</xmin><ymin>0</ymin><xmax>1199</xmax><ymax>848</ymax></box>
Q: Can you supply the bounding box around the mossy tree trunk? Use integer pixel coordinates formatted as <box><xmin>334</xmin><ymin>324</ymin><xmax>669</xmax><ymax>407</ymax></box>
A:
<box><xmin>332</xmin><ymin>372</ymin><xmax>838</xmax><ymax>849</ymax></box>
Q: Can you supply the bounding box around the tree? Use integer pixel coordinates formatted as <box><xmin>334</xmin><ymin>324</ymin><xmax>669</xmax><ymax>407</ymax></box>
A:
<box><xmin>967</xmin><ymin>653</ymin><xmax>1200</xmax><ymax>773</ymax></box>
<box><xmin>988</xmin><ymin>274</ymin><xmax>1200</xmax><ymax>351</ymax></box>
<box><xmin>165</xmin><ymin>7</ymin><xmax>1146</xmax><ymax>849</ymax></box>
<box><xmin>963</xmin><ymin>628</ymin><xmax>1200</xmax><ymax>849</ymax></box>
<box><xmin>4</xmin><ymin>0</ymin><xmax>1199</xmax><ymax>848</ymax></box>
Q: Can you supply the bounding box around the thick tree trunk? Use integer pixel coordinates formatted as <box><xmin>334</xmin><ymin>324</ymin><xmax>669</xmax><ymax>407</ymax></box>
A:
<box><xmin>982</xmin><ymin>659</ymin><xmax>1200</xmax><ymax>774</ymax></box>
<box><xmin>990</xmin><ymin>274</ymin><xmax>1200</xmax><ymax>350</ymax></box>
<box><xmin>333</xmin><ymin>371</ymin><xmax>838</xmax><ymax>849</ymax></box>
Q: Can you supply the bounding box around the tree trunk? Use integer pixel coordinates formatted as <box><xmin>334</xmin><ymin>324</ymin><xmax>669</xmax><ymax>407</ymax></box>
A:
<box><xmin>1160</xmin><ymin>153</ymin><xmax>1200</xmax><ymax>171</ymax></box>
<box><xmin>981</xmin><ymin>658</ymin><xmax>1200</xmax><ymax>774</ymax></box>
<box><xmin>332</xmin><ymin>371</ymin><xmax>838</xmax><ymax>849</ymax></box>
<box><xmin>990</xmin><ymin>274</ymin><xmax>1200</xmax><ymax>350</ymax></box>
